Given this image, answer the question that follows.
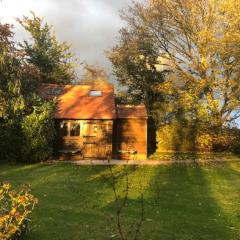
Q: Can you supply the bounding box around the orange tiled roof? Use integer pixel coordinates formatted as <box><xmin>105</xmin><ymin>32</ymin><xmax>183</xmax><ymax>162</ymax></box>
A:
<box><xmin>38</xmin><ymin>83</ymin><xmax>116</xmax><ymax>119</ymax></box>
<box><xmin>117</xmin><ymin>104</ymin><xmax>148</xmax><ymax>119</ymax></box>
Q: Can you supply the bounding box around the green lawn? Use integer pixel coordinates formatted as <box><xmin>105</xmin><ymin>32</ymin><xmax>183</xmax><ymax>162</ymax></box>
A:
<box><xmin>148</xmin><ymin>152</ymin><xmax>240</xmax><ymax>162</ymax></box>
<box><xmin>0</xmin><ymin>162</ymin><xmax>240</xmax><ymax>239</ymax></box>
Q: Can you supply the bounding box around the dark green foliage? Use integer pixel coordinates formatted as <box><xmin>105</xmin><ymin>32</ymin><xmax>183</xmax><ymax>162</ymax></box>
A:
<box><xmin>0</xmin><ymin>96</ymin><xmax>55</xmax><ymax>163</ymax></box>
<box><xmin>0</xmin><ymin>22</ymin><xmax>55</xmax><ymax>163</ymax></box>
<box><xmin>0</xmin><ymin>121</ymin><xmax>23</xmax><ymax>162</ymax></box>
<box><xmin>18</xmin><ymin>12</ymin><xmax>77</xmax><ymax>84</ymax></box>
<box><xmin>21</xmin><ymin>96</ymin><xmax>55</xmax><ymax>163</ymax></box>
<box><xmin>108</xmin><ymin>24</ymin><xmax>168</xmax><ymax>154</ymax></box>
<box><xmin>108</xmin><ymin>24</ymin><xmax>165</xmax><ymax>110</ymax></box>
<box><xmin>0</xmin><ymin>24</ymin><xmax>25</xmax><ymax>120</ymax></box>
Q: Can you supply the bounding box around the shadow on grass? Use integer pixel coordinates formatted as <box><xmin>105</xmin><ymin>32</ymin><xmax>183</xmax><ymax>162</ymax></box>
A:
<box><xmin>88</xmin><ymin>164</ymin><xmax>140</xmax><ymax>188</ymax></box>
<box><xmin>145</xmin><ymin>164</ymin><xmax>238</xmax><ymax>239</ymax></box>
<box><xmin>0</xmin><ymin>163</ymin><xmax>117</xmax><ymax>240</ymax></box>
<box><xmin>100</xmin><ymin>164</ymin><xmax>239</xmax><ymax>239</ymax></box>
<box><xmin>1</xmin><ymin>163</ymin><xmax>239</xmax><ymax>239</ymax></box>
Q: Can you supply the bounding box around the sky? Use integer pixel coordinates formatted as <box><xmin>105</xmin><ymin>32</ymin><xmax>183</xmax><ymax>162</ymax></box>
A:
<box><xmin>0</xmin><ymin>0</ymin><xmax>132</xmax><ymax>82</ymax></box>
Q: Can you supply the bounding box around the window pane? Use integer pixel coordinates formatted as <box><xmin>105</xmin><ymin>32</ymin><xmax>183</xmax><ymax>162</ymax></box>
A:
<box><xmin>47</xmin><ymin>87</ymin><xmax>62</xmax><ymax>95</ymax></box>
<box><xmin>70</xmin><ymin>123</ymin><xmax>80</xmax><ymax>136</ymax></box>
<box><xmin>60</xmin><ymin>122</ymin><xmax>68</xmax><ymax>136</ymax></box>
<box><xmin>89</xmin><ymin>90</ymin><xmax>102</xmax><ymax>97</ymax></box>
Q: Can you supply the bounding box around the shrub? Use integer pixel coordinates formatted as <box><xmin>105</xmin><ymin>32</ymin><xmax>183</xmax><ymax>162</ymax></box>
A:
<box><xmin>156</xmin><ymin>122</ymin><xmax>197</xmax><ymax>152</ymax></box>
<box><xmin>21</xmin><ymin>98</ymin><xmax>55</xmax><ymax>163</ymax></box>
<box><xmin>0</xmin><ymin>95</ymin><xmax>55</xmax><ymax>163</ymax></box>
<box><xmin>0</xmin><ymin>183</ymin><xmax>38</xmax><ymax>240</ymax></box>
<box><xmin>156</xmin><ymin>123</ymin><xmax>240</xmax><ymax>153</ymax></box>
<box><xmin>0</xmin><ymin>121</ymin><xmax>23</xmax><ymax>162</ymax></box>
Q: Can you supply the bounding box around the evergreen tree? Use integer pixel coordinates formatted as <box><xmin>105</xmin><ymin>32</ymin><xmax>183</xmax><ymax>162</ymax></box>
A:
<box><xmin>18</xmin><ymin>12</ymin><xmax>77</xmax><ymax>84</ymax></box>
<box><xmin>0</xmin><ymin>22</ymin><xmax>55</xmax><ymax>162</ymax></box>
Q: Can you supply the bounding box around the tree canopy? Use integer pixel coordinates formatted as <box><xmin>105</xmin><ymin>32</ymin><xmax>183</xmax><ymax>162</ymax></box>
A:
<box><xmin>109</xmin><ymin>0</ymin><xmax>240</xmax><ymax>127</ymax></box>
<box><xmin>18</xmin><ymin>12</ymin><xmax>77</xmax><ymax>85</ymax></box>
<box><xmin>0</xmin><ymin>23</ymin><xmax>25</xmax><ymax>120</ymax></box>
<box><xmin>0</xmin><ymin>21</ymin><xmax>55</xmax><ymax>162</ymax></box>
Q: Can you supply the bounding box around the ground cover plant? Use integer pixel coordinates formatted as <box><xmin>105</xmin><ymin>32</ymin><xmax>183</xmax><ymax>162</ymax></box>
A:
<box><xmin>0</xmin><ymin>162</ymin><xmax>240</xmax><ymax>239</ymax></box>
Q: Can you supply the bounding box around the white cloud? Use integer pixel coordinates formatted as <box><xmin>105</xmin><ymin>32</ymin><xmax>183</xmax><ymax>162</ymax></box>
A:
<box><xmin>0</xmin><ymin>0</ymin><xmax>132</xmax><ymax>81</ymax></box>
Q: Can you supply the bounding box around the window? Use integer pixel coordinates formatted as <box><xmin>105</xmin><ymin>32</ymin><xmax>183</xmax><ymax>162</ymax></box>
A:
<box><xmin>47</xmin><ymin>88</ymin><xmax>62</xmax><ymax>95</ymax></box>
<box><xmin>70</xmin><ymin>123</ymin><xmax>80</xmax><ymax>136</ymax></box>
<box><xmin>60</xmin><ymin>122</ymin><xmax>68</xmax><ymax>136</ymax></box>
<box><xmin>89</xmin><ymin>90</ymin><xmax>102</xmax><ymax>97</ymax></box>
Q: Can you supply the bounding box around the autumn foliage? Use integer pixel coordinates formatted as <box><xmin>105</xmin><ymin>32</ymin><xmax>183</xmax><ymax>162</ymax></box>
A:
<box><xmin>109</xmin><ymin>0</ymin><xmax>240</xmax><ymax>153</ymax></box>
<box><xmin>0</xmin><ymin>183</ymin><xmax>37</xmax><ymax>240</ymax></box>
<box><xmin>156</xmin><ymin>123</ymin><xmax>240</xmax><ymax>152</ymax></box>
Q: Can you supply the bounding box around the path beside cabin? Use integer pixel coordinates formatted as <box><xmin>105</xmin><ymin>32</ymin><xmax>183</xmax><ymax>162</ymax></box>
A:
<box><xmin>54</xmin><ymin>159</ymin><xmax>240</xmax><ymax>165</ymax></box>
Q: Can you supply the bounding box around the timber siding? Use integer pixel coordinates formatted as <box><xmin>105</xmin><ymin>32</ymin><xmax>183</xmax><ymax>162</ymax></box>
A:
<box><xmin>113</xmin><ymin>118</ymin><xmax>147</xmax><ymax>160</ymax></box>
<box><xmin>55</xmin><ymin>119</ymin><xmax>113</xmax><ymax>160</ymax></box>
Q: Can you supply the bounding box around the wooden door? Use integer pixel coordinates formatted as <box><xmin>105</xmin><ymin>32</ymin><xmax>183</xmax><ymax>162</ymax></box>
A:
<box><xmin>82</xmin><ymin>121</ymin><xmax>112</xmax><ymax>159</ymax></box>
<box><xmin>83</xmin><ymin>142</ymin><xmax>97</xmax><ymax>158</ymax></box>
<box><xmin>83</xmin><ymin>122</ymin><xmax>99</xmax><ymax>158</ymax></box>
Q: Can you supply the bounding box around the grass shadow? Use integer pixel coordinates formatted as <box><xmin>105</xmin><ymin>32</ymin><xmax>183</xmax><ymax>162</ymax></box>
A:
<box><xmin>145</xmin><ymin>164</ymin><xmax>239</xmax><ymax>239</ymax></box>
<box><xmin>1</xmin><ymin>163</ymin><xmax>240</xmax><ymax>239</ymax></box>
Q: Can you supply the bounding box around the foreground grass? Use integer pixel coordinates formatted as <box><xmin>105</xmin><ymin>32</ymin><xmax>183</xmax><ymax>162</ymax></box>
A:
<box><xmin>0</xmin><ymin>162</ymin><xmax>240</xmax><ymax>239</ymax></box>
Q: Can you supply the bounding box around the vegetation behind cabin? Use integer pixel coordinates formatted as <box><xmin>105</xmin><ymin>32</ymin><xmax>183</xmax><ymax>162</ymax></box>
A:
<box><xmin>108</xmin><ymin>0</ymin><xmax>240</xmax><ymax>154</ymax></box>
<box><xmin>0</xmin><ymin>13</ymin><xmax>77</xmax><ymax>163</ymax></box>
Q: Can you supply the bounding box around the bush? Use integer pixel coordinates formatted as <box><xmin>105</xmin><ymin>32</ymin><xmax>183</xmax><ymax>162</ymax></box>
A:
<box><xmin>156</xmin><ymin>122</ymin><xmax>197</xmax><ymax>152</ymax></box>
<box><xmin>0</xmin><ymin>121</ymin><xmax>23</xmax><ymax>162</ymax></box>
<box><xmin>0</xmin><ymin>96</ymin><xmax>55</xmax><ymax>163</ymax></box>
<box><xmin>0</xmin><ymin>183</ymin><xmax>38</xmax><ymax>240</ymax></box>
<box><xmin>21</xmin><ymin>98</ymin><xmax>55</xmax><ymax>163</ymax></box>
<box><xmin>156</xmin><ymin>123</ymin><xmax>240</xmax><ymax>153</ymax></box>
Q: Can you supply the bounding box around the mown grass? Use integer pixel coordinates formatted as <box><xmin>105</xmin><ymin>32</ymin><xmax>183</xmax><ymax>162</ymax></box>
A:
<box><xmin>148</xmin><ymin>152</ymin><xmax>240</xmax><ymax>162</ymax></box>
<box><xmin>0</xmin><ymin>162</ymin><xmax>240</xmax><ymax>239</ymax></box>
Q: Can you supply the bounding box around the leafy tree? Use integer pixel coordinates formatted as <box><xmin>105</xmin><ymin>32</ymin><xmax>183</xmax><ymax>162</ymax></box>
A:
<box><xmin>0</xmin><ymin>23</ymin><xmax>25</xmax><ymax>120</ymax></box>
<box><xmin>81</xmin><ymin>64</ymin><xmax>109</xmax><ymax>84</ymax></box>
<box><xmin>0</xmin><ymin>22</ymin><xmax>55</xmax><ymax>163</ymax></box>
<box><xmin>18</xmin><ymin>12</ymin><xmax>77</xmax><ymax>85</ymax></box>
<box><xmin>108</xmin><ymin>24</ymin><xmax>165</xmax><ymax>112</ymax></box>
<box><xmin>109</xmin><ymin>0</ymin><xmax>240</xmax><ymax>128</ymax></box>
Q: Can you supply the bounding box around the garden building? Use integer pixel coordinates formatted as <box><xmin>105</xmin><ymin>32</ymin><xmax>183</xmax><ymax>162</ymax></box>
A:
<box><xmin>39</xmin><ymin>83</ymin><xmax>147</xmax><ymax>160</ymax></box>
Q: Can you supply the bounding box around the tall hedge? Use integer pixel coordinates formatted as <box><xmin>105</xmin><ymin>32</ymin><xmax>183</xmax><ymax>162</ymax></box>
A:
<box><xmin>156</xmin><ymin>122</ymin><xmax>240</xmax><ymax>153</ymax></box>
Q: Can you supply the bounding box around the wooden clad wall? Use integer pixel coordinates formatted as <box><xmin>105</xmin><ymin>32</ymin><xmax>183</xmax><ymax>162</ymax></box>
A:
<box><xmin>55</xmin><ymin>119</ymin><xmax>113</xmax><ymax>160</ymax></box>
<box><xmin>113</xmin><ymin>118</ymin><xmax>147</xmax><ymax>160</ymax></box>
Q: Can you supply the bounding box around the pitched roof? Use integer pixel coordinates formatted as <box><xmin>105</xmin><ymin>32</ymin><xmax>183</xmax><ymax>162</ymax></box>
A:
<box><xmin>117</xmin><ymin>104</ymin><xmax>148</xmax><ymax>119</ymax></box>
<box><xmin>38</xmin><ymin>83</ymin><xmax>116</xmax><ymax>119</ymax></box>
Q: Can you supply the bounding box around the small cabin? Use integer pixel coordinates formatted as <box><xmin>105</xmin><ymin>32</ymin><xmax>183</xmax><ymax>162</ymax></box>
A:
<box><xmin>39</xmin><ymin>83</ymin><xmax>147</xmax><ymax>160</ymax></box>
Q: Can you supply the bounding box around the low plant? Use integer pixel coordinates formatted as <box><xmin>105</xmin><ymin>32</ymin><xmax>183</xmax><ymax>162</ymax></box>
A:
<box><xmin>0</xmin><ymin>183</ymin><xmax>38</xmax><ymax>240</ymax></box>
